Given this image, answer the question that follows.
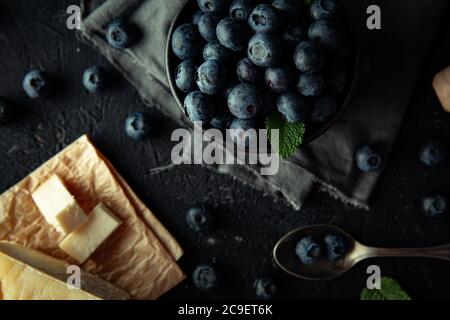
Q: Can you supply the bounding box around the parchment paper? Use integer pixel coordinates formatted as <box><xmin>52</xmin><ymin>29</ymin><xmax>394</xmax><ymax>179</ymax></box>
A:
<box><xmin>0</xmin><ymin>134</ymin><xmax>185</xmax><ymax>299</ymax></box>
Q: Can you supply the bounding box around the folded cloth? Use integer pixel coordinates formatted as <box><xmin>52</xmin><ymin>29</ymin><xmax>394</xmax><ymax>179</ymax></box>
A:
<box><xmin>80</xmin><ymin>0</ymin><xmax>447</xmax><ymax>210</ymax></box>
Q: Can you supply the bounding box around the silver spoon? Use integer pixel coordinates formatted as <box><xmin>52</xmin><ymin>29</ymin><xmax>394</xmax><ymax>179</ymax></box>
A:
<box><xmin>273</xmin><ymin>224</ymin><xmax>450</xmax><ymax>281</ymax></box>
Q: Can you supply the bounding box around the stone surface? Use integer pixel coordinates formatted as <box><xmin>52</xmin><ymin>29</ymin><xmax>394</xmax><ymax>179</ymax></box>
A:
<box><xmin>0</xmin><ymin>0</ymin><xmax>449</xmax><ymax>299</ymax></box>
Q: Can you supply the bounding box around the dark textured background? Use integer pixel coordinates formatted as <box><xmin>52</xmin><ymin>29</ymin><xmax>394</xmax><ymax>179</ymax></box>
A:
<box><xmin>1</xmin><ymin>0</ymin><xmax>450</xmax><ymax>300</ymax></box>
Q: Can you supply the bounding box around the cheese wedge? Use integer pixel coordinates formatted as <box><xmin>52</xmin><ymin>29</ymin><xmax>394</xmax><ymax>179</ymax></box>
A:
<box><xmin>59</xmin><ymin>203</ymin><xmax>122</xmax><ymax>264</ymax></box>
<box><xmin>31</xmin><ymin>175</ymin><xmax>88</xmax><ymax>235</ymax></box>
<box><xmin>0</xmin><ymin>241</ymin><xmax>129</xmax><ymax>300</ymax></box>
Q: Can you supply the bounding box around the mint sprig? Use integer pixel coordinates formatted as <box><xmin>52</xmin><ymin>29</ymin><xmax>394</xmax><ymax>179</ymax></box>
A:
<box><xmin>266</xmin><ymin>112</ymin><xmax>306</xmax><ymax>159</ymax></box>
<box><xmin>361</xmin><ymin>277</ymin><xmax>412</xmax><ymax>300</ymax></box>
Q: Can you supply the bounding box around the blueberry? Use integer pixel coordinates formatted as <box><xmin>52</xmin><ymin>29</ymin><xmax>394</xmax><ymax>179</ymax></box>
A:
<box><xmin>283</xmin><ymin>25</ymin><xmax>307</xmax><ymax>49</ymax></box>
<box><xmin>327</xmin><ymin>63</ymin><xmax>348</xmax><ymax>94</ymax></box>
<box><xmin>419</xmin><ymin>140</ymin><xmax>448</xmax><ymax>167</ymax></box>
<box><xmin>192</xmin><ymin>10</ymin><xmax>204</xmax><ymax>25</ymax></box>
<box><xmin>23</xmin><ymin>70</ymin><xmax>53</xmax><ymax>99</ymax></box>
<box><xmin>265</xmin><ymin>66</ymin><xmax>293</xmax><ymax>93</ymax></box>
<box><xmin>105</xmin><ymin>19</ymin><xmax>138</xmax><ymax>49</ymax></box>
<box><xmin>295</xmin><ymin>236</ymin><xmax>322</xmax><ymax>265</ymax></box>
<box><xmin>196</xmin><ymin>59</ymin><xmax>227</xmax><ymax>95</ymax></box>
<box><xmin>229</xmin><ymin>118</ymin><xmax>259</xmax><ymax>149</ymax></box>
<box><xmin>172</xmin><ymin>23</ymin><xmax>202</xmax><ymax>60</ymax></box>
<box><xmin>421</xmin><ymin>193</ymin><xmax>449</xmax><ymax>218</ymax></box>
<box><xmin>272</xmin><ymin>0</ymin><xmax>302</xmax><ymax>22</ymax></box>
<box><xmin>229</xmin><ymin>0</ymin><xmax>253</xmax><ymax>20</ymax></box>
<box><xmin>308</xmin><ymin>20</ymin><xmax>341</xmax><ymax>51</ymax></box>
<box><xmin>192</xmin><ymin>264</ymin><xmax>218</xmax><ymax>291</ymax></box>
<box><xmin>203</xmin><ymin>40</ymin><xmax>232</xmax><ymax>61</ymax></box>
<box><xmin>211</xmin><ymin>112</ymin><xmax>234</xmax><ymax>129</ymax></box>
<box><xmin>310</xmin><ymin>96</ymin><xmax>336</xmax><ymax>123</ymax></box>
<box><xmin>184</xmin><ymin>91</ymin><xmax>216</xmax><ymax>123</ymax></box>
<box><xmin>0</xmin><ymin>96</ymin><xmax>15</xmax><ymax>125</ymax></box>
<box><xmin>198</xmin><ymin>0</ymin><xmax>229</xmax><ymax>13</ymax></box>
<box><xmin>247</xmin><ymin>33</ymin><xmax>282</xmax><ymax>68</ymax></box>
<box><xmin>186</xmin><ymin>203</ymin><xmax>212</xmax><ymax>232</ymax></box>
<box><xmin>248</xmin><ymin>4</ymin><xmax>281</xmax><ymax>34</ymax></box>
<box><xmin>237</xmin><ymin>58</ymin><xmax>263</xmax><ymax>84</ymax></box>
<box><xmin>355</xmin><ymin>144</ymin><xmax>382</xmax><ymax>173</ymax></box>
<box><xmin>310</xmin><ymin>0</ymin><xmax>341</xmax><ymax>21</ymax></box>
<box><xmin>124</xmin><ymin>112</ymin><xmax>152</xmax><ymax>140</ymax></box>
<box><xmin>277</xmin><ymin>93</ymin><xmax>308</xmax><ymax>123</ymax></box>
<box><xmin>217</xmin><ymin>17</ymin><xmax>251</xmax><ymax>51</ymax></box>
<box><xmin>228</xmin><ymin>83</ymin><xmax>262</xmax><ymax>119</ymax></box>
<box><xmin>254</xmin><ymin>277</ymin><xmax>277</xmax><ymax>300</ymax></box>
<box><xmin>296</xmin><ymin>73</ymin><xmax>325</xmax><ymax>97</ymax></box>
<box><xmin>198</xmin><ymin>13</ymin><xmax>221</xmax><ymax>42</ymax></box>
<box><xmin>175</xmin><ymin>60</ymin><xmax>198</xmax><ymax>93</ymax></box>
<box><xmin>324</xmin><ymin>233</ymin><xmax>347</xmax><ymax>262</ymax></box>
<box><xmin>82</xmin><ymin>66</ymin><xmax>107</xmax><ymax>93</ymax></box>
<box><xmin>293</xmin><ymin>41</ymin><xmax>324</xmax><ymax>73</ymax></box>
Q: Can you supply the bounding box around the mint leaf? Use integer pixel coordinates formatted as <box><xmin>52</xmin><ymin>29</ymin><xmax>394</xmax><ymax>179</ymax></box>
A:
<box><xmin>266</xmin><ymin>112</ymin><xmax>306</xmax><ymax>158</ymax></box>
<box><xmin>361</xmin><ymin>277</ymin><xmax>412</xmax><ymax>300</ymax></box>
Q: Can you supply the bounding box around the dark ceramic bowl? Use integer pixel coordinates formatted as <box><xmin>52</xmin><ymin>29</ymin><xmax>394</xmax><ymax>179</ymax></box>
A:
<box><xmin>165</xmin><ymin>1</ymin><xmax>360</xmax><ymax>147</ymax></box>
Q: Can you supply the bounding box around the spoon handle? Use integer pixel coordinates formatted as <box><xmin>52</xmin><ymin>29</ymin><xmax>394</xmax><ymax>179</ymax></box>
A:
<box><xmin>367</xmin><ymin>244</ymin><xmax>450</xmax><ymax>261</ymax></box>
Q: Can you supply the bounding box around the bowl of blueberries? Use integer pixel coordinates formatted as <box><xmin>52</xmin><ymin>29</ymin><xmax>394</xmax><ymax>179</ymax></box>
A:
<box><xmin>166</xmin><ymin>0</ymin><xmax>358</xmax><ymax>154</ymax></box>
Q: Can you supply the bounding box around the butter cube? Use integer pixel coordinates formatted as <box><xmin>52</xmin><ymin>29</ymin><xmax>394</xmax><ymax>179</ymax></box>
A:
<box><xmin>433</xmin><ymin>66</ymin><xmax>450</xmax><ymax>113</ymax></box>
<box><xmin>31</xmin><ymin>175</ymin><xmax>88</xmax><ymax>235</ymax></box>
<box><xmin>59</xmin><ymin>203</ymin><xmax>122</xmax><ymax>264</ymax></box>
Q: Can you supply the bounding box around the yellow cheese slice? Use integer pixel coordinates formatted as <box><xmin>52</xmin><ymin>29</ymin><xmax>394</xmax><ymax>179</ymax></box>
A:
<box><xmin>31</xmin><ymin>175</ymin><xmax>88</xmax><ymax>235</ymax></box>
<box><xmin>59</xmin><ymin>203</ymin><xmax>122</xmax><ymax>264</ymax></box>
<box><xmin>0</xmin><ymin>241</ymin><xmax>130</xmax><ymax>300</ymax></box>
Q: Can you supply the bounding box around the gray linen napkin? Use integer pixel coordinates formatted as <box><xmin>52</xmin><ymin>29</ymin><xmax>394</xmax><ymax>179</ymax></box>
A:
<box><xmin>80</xmin><ymin>0</ymin><xmax>447</xmax><ymax>210</ymax></box>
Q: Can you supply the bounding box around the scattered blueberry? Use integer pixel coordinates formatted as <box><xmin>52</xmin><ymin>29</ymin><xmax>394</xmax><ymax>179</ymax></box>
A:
<box><xmin>327</xmin><ymin>63</ymin><xmax>348</xmax><ymax>94</ymax></box>
<box><xmin>421</xmin><ymin>193</ymin><xmax>449</xmax><ymax>218</ymax></box>
<box><xmin>293</xmin><ymin>41</ymin><xmax>324</xmax><ymax>73</ymax></box>
<box><xmin>217</xmin><ymin>17</ymin><xmax>251</xmax><ymax>51</ymax></box>
<box><xmin>272</xmin><ymin>0</ymin><xmax>303</xmax><ymax>22</ymax></box>
<box><xmin>310</xmin><ymin>96</ymin><xmax>336</xmax><ymax>123</ymax></box>
<box><xmin>254</xmin><ymin>277</ymin><xmax>277</xmax><ymax>300</ymax></box>
<box><xmin>175</xmin><ymin>60</ymin><xmax>198</xmax><ymax>93</ymax></box>
<box><xmin>203</xmin><ymin>40</ymin><xmax>232</xmax><ymax>61</ymax></box>
<box><xmin>265</xmin><ymin>66</ymin><xmax>293</xmax><ymax>93</ymax></box>
<box><xmin>228</xmin><ymin>83</ymin><xmax>262</xmax><ymax>119</ymax></box>
<box><xmin>192</xmin><ymin>10</ymin><xmax>204</xmax><ymax>25</ymax></box>
<box><xmin>124</xmin><ymin>112</ymin><xmax>152</xmax><ymax>140</ymax></box>
<box><xmin>184</xmin><ymin>91</ymin><xmax>216</xmax><ymax>123</ymax></box>
<box><xmin>355</xmin><ymin>144</ymin><xmax>382</xmax><ymax>173</ymax></box>
<box><xmin>308</xmin><ymin>19</ymin><xmax>341</xmax><ymax>51</ymax></box>
<box><xmin>0</xmin><ymin>96</ymin><xmax>15</xmax><ymax>125</ymax></box>
<box><xmin>296</xmin><ymin>73</ymin><xmax>325</xmax><ymax>97</ymax></box>
<box><xmin>198</xmin><ymin>13</ymin><xmax>221</xmax><ymax>42</ymax></box>
<box><xmin>310</xmin><ymin>0</ymin><xmax>341</xmax><ymax>21</ymax></box>
<box><xmin>324</xmin><ymin>233</ymin><xmax>347</xmax><ymax>262</ymax></box>
<box><xmin>419</xmin><ymin>140</ymin><xmax>448</xmax><ymax>167</ymax></box>
<box><xmin>172</xmin><ymin>23</ymin><xmax>202</xmax><ymax>60</ymax></box>
<box><xmin>248</xmin><ymin>4</ymin><xmax>281</xmax><ymax>34</ymax></box>
<box><xmin>82</xmin><ymin>66</ymin><xmax>107</xmax><ymax>93</ymax></box>
<box><xmin>23</xmin><ymin>70</ymin><xmax>53</xmax><ymax>99</ymax></box>
<box><xmin>229</xmin><ymin>118</ymin><xmax>259</xmax><ymax>150</ymax></box>
<box><xmin>247</xmin><ymin>33</ymin><xmax>282</xmax><ymax>68</ymax></box>
<box><xmin>237</xmin><ymin>58</ymin><xmax>263</xmax><ymax>84</ymax></box>
<box><xmin>211</xmin><ymin>112</ymin><xmax>234</xmax><ymax>129</ymax></box>
<box><xmin>198</xmin><ymin>0</ymin><xmax>229</xmax><ymax>13</ymax></box>
<box><xmin>283</xmin><ymin>25</ymin><xmax>307</xmax><ymax>49</ymax></box>
<box><xmin>186</xmin><ymin>203</ymin><xmax>212</xmax><ymax>232</ymax></box>
<box><xmin>229</xmin><ymin>0</ymin><xmax>253</xmax><ymax>20</ymax></box>
<box><xmin>295</xmin><ymin>236</ymin><xmax>322</xmax><ymax>265</ymax></box>
<box><xmin>196</xmin><ymin>59</ymin><xmax>227</xmax><ymax>95</ymax></box>
<box><xmin>192</xmin><ymin>264</ymin><xmax>218</xmax><ymax>291</ymax></box>
<box><xmin>105</xmin><ymin>19</ymin><xmax>138</xmax><ymax>49</ymax></box>
<box><xmin>277</xmin><ymin>93</ymin><xmax>308</xmax><ymax>123</ymax></box>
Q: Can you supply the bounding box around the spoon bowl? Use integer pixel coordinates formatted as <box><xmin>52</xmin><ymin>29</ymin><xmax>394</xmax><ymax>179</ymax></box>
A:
<box><xmin>274</xmin><ymin>224</ymin><xmax>450</xmax><ymax>281</ymax></box>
